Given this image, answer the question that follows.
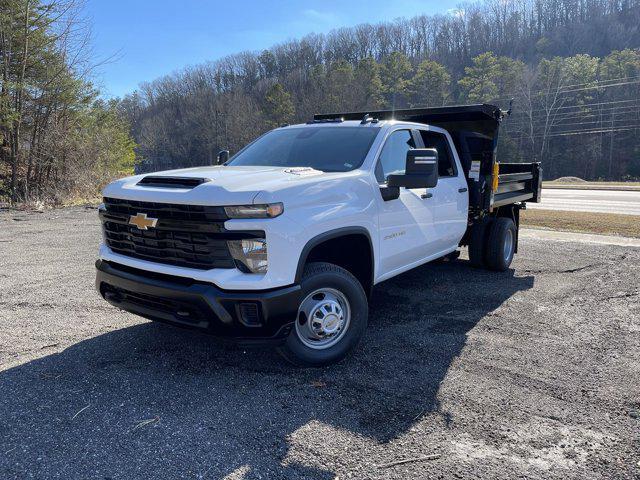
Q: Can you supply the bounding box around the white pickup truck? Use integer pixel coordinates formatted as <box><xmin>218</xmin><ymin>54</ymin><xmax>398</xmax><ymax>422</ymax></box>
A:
<box><xmin>96</xmin><ymin>104</ymin><xmax>541</xmax><ymax>366</ymax></box>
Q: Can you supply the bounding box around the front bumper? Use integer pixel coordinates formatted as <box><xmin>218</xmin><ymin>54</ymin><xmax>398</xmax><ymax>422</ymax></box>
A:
<box><xmin>95</xmin><ymin>260</ymin><xmax>301</xmax><ymax>343</ymax></box>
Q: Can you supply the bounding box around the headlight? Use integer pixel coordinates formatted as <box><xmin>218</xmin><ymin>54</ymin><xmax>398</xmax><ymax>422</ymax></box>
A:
<box><xmin>228</xmin><ymin>238</ymin><xmax>268</xmax><ymax>273</ymax></box>
<box><xmin>224</xmin><ymin>203</ymin><xmax>283</xmax><ymax>219</ymax></box>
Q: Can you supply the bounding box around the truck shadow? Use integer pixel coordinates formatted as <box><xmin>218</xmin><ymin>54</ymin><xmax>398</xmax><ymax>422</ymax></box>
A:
<box><xmin>0</xmin><ymin>260</ymin><xmax>533</xmax><ymax>479</ymax></box>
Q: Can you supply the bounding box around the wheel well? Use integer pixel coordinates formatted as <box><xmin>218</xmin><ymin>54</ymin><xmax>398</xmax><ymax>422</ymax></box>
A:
<box><xmin>493</xmin><ymin>204</ymin><xmax>521</xmax><ymax>252</ymax></box>
<box><xmin>461</xmin><ymin>205</ymin><xmax>521</xmax><ymax>248</ymax></box>
<box><xmin>494</xmin><ymin>204</ymin><xmax>519</xmax><ymax>223</ymax></box>
<box><xmin>301</xmin><ymin>233</ymin><xmax>373</xmax><ymax>296</ymax></box>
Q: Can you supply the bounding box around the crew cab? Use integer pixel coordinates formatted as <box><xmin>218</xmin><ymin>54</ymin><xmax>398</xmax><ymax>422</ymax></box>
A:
<box><xmin>95</xmin><ymin>104</ymin><xmax>542</xmax><ymax>366</ymax></box>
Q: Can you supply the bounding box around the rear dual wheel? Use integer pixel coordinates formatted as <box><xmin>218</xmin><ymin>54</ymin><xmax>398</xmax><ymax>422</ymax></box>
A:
<box><xmin>486</xmin><ymin>217</ymin><xmax>516</xmax><ymax>271</ymax></box>
<box><xmin>468</xmin><ymin>217</ymin><xmax>516</xmax><ymax>271</ymax></box>
<box><xmin>468</xmin><ymin>218</ymin><xmax>490</xmax><ymax>267</ymax></box>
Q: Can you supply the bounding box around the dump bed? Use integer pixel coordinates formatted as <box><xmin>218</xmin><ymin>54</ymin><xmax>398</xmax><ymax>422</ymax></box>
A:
<box><xmin>314</xmin><ymin>104</ymin><xmax>542</xmax><ymax>218</ymax></box>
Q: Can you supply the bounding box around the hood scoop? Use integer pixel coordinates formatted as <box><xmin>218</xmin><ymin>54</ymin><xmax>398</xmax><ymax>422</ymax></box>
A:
<box><xmin>137</xmin><ymin>176</ymin><xmax>211</xmax><ymax>189</ymax></box>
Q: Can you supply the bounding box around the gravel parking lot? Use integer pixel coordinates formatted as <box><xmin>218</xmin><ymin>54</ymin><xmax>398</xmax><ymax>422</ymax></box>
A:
<box><xmin>1</xmin><ymin>207</ymin><xmax>639</xmax><ymax>479</ymax></box>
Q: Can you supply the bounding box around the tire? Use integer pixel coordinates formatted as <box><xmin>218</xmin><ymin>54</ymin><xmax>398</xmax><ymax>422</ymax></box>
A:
<box><xmin>277</xmin><ymin>262</ymin><xmax>368</xmax><ymax>367</ymax></box>
<box><xmin>468</xmin><ymin>218</ymin><xmax>490</xmax><ymax>268</ymax></box>
<box><xmin>485</xmin><ymin>217</ymin><xmax>517</xmax><ymax>271</ymax></box>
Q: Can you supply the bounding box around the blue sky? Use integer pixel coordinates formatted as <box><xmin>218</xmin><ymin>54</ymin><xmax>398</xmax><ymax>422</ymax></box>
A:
<box><xmin>84</xmin><ymin>0</ymin><xmax>460</xmax><ymax>97</ymax></box>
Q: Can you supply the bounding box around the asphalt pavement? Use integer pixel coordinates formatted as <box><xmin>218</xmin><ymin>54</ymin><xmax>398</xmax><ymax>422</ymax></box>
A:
<box><xmin>529</xmin><ymin>188</ymin><xmax>640</xmax><ymax>215</ymax></box>
<box><xmin>0</xmin><ymin>207</ymin><xmax>639</xmax><ymax>479</ymax></box>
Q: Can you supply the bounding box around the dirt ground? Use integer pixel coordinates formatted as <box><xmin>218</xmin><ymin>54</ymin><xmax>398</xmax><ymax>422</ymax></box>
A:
<box><xmin>0</xmin><ymin>207</ymin><xmax>638</xmax><ymax>479</ymax></box>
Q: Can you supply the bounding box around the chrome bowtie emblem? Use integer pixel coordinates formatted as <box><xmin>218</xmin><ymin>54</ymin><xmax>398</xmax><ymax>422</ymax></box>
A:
<box><xmin>129</xmin><ymin>213</ymin><xmax>158</xmax><ymax>230</ymax></box>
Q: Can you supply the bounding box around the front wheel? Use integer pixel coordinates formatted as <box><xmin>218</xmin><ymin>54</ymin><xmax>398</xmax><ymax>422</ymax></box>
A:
<box><xmin>277</xmin><ymin>262</ymin><xmax>368</xmax><ymax>367</ymax></box>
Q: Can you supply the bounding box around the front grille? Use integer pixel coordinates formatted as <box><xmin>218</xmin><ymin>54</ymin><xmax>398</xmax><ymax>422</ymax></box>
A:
<box><xmin>100</xmin><ymin>197</ymin><xmax>262</xmax><ymax>270</ymax></box>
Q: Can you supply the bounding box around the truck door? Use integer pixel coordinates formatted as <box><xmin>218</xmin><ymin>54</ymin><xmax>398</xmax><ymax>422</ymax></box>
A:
<box><xmin>416</xmin><ymin>129</ymin><xmax>469</xmax><ymax>252</ymax></box>
<box><xmin>374</xmin><ymin>128</ymin><xmax>440</xmax><ymax>278</ymax></box>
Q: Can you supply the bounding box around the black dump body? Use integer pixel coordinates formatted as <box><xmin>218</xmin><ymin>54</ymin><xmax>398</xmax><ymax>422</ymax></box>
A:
<box><xmin>314</xmin><ymin>104</ymin><xmax>542</xmax><ymax>219</ymax></box>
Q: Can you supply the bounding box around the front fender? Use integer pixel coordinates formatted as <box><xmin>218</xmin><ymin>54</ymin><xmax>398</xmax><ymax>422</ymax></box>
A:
<box><xmin>253</xmin><ymin>174</ymin><xmax>380</xmax><ymax>285</ymax></box>
<box><xmin>294</xmin><ymin>226</ymin><xmax>375</xmax><ymax>283</ymax></box>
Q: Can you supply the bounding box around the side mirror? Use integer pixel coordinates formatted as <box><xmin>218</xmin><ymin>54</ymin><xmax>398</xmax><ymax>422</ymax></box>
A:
<box><xmin>379</xmin><ymin>185</ymin><xmax>400</xmax><ymax>201</ymax></box>
<box><xmin>217</xmin><ymin>150</ymin><xmax>229</xmax><ymax>165</ymax></box>
<box><xmin>387</xmin><ymin>148</ymin><xmax>438</xmax><ymax>189</ymax></box>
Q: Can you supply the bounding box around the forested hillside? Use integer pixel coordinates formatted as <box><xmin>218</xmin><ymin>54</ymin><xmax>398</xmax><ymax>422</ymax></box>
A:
<box><xmin>0</xmin><ymin>0</ymin><xmax>135</xmax><ymax>204</ymax></box>
<box><xmin>124</xmin><ymin>0</ymin><xmax>640</xmax><ymax>181</ymax></box>
<box><xmin>2</xmin><ymin>1</ymin><xmax>640</xmax><ymax>205</ymax></box>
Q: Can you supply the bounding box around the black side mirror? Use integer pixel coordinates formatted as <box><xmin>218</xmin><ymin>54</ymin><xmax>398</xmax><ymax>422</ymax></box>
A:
<box><xmin>379</xmin><ymin>185</ymin><xmax>400</xmax><ymax>201</ymax></box>
<box><xmin>217</xmin><ymin>150</ymin><xmax>229</xmax><ymax>165</ymax></box>
<box><xmin>387</xmin><ymin>148</ymin><xmax>438</xmax><ymax>189</ymax></box>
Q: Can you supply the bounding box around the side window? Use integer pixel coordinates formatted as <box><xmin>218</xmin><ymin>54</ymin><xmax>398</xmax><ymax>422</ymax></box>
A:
<box><xmin>419</xmin><ymin>131</ymin><xmax>457</xmax><ymax>177</ymax></box>
<box><xmin>375</xmin><ymin>129</ymin><xmax>416</xmax><ymax>183</ymax></box>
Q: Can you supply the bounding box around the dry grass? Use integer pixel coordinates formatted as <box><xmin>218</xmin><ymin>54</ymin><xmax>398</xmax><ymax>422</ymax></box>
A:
<box><xmin>521</xmin><ymin>209</ymin><xmax>640</xmax><ymax>238</ymax></box>
<box><xmin>543</xmin><ymin>180</ymin><xmax>640</xmax><ymax>189</ymax></box>
<box><xmin>63</xmin><ymin>196</ymin><xmax>102</xmax><ymax>207</ymax></box>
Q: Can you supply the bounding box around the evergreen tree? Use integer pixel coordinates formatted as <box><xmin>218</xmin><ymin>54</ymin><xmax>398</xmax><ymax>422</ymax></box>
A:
<box><xmin>325</xmin><ymin>60</ymin><xmax>355</xmax><ymax>112</ymax></box>
<box><xmin>599</xmin><ymin>49</ymin><xmax>640</xmax><ymax>80</ymax></box>
<box><xmin>0</xmin><ymin>0</ymin><xmax>136</xmax><ymax>203</ymax></box>
<box><xmin>563</xmin><ymin>55</ymin><xmax>599</xmax><ymax>106</ymax></box>
<box><xmin>407</xmin><ymin>60</ymin><xmax>451</xmax><ymax>107</ymax></box>
<box><xmin>458</xmin><ymin>52</ymin><xmax>500</xmax><ymax>103</ymax></box>
<box><xmin>380</xmin><ymin>52</ymin><xmax>413</xmax><ymax>108</ymax></box>
<box><xmin>495</xmin><ymin>57</ymin><xmax>525</xmax><ymax>100</ymax></box>
<box><xmin>263</xmin><ymin>83</ymin><xmax>294</xmax><ymax>128</ymax></box>
<box><xmin>353</xmin><ymin>57</ymin><xmax>384</xmax><ymax>111</ymax></box>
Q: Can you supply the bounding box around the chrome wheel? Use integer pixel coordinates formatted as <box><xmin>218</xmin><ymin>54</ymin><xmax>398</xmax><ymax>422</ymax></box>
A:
<box><xmin>504</xmin><ymin>228</ymin><xmax>514</xmax><ymax>262</ymax></box>
<box><xmin>295</xmin><ymin>288</ymin><xmax>351</xmax><ymax>350</ymax></box>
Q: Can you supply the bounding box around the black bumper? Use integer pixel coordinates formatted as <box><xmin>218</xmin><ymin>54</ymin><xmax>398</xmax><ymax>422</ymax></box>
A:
<box><xmin>95</xmin><ymin>260</ymin><xmax>301</xmax><ymax>343</ymax></box>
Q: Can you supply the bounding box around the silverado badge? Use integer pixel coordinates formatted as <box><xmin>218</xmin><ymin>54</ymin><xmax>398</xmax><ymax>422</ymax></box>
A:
<box><xmin>129</xmin><ymin>213</ymin><xmax>158</xmax><ymax>230</ymax></box>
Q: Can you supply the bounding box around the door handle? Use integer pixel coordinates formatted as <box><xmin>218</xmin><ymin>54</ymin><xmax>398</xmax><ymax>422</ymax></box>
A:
<box><xmin>421</xmin><ymin>192</ymin><xmax>433</xmax><ymax>199</ymax></box>
<box><xmin>458</xmin><ymin>187</ymin><xmax>468</xmax><ymax>193</ymax></box>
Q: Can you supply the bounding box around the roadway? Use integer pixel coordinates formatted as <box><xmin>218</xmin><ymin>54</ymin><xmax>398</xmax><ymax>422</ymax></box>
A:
<box><xmin>528</xmin><ymin>188</ymin><xmax>640</xmax><ymax>215</ymax></box>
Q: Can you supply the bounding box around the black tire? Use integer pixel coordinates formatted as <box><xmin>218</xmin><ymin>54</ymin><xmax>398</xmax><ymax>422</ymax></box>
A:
<box><xmin>468</xmin><ymin>218</ymin><xmax>490</xmax><ymax>268</ymax></box>
<box><xmin>485</xmin><ymin>217</ymin><xmax>517</xmax><ymax>271</ymax></box>
<box><xmin>277</xmin><ymin>262</ymin><xmax>368</xmax><ymax>367</ymax></box>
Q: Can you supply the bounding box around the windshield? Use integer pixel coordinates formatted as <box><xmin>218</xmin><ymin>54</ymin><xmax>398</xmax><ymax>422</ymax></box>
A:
<box><xmin>227</xmin><ymin>126</ymin><xmax>379</xmax><ymax>172</ymax></box>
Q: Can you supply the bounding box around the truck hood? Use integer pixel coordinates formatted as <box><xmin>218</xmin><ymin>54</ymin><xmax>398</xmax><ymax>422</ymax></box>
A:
<box><xmin>102</xmin><ymin>165</ymin><xmax>334</xmax><ymax>205</ymax></box>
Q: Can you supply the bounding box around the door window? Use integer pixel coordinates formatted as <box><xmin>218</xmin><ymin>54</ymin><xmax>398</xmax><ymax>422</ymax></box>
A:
<box><xmin>419</xmin><ymin>131</ymin><xmax>457</xmax><ymax>177</ymax></box>
<box><xmin>375</xmin><ymin>129</ymin><xmax>416</xmax><ymax>183</ymax></box>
